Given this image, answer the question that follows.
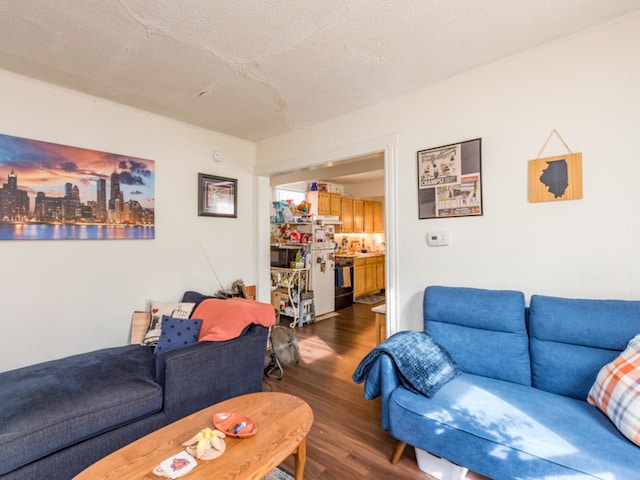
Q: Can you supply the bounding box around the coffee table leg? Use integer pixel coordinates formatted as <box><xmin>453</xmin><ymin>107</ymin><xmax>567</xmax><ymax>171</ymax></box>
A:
<box><xmin>294</xmin><ymin>436</ymin><xmax>307</xmax><ymax>479</ymax></box>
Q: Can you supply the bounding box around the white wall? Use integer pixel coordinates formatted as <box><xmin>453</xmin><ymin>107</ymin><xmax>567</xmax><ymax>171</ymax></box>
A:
<box><xmin>0</xmin><ymin>71</ymin><xmax>258</xmax><ymax>372</ymax></box>
<box><xmin>4</xmin><ymin>14</ymin><xmax>639</xmax><ymax>371</ymax></box>
<box><xmin>256</xmin><ymin>15</ymin><xmax>640</xmax><ymax>332</ymax></box>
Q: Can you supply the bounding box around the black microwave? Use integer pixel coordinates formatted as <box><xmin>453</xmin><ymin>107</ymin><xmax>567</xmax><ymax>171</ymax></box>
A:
<box><xmin>270</xmin><ymin>247</ymin><xmax>296</xmax><ymax>268</ymax></box>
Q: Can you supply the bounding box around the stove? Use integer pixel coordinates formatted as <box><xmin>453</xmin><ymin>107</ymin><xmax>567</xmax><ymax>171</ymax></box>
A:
<box><xmin>335</xmin><ymin>257</ymin><xmax>354</xmax><ymax>310</ymax></box>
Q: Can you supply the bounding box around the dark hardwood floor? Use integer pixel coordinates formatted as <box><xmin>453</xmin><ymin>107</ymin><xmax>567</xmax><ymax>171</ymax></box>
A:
<box><xmin>263</xmin><ymin>302</ymin><xmax>488</xmax><ymax>480</ymax></box>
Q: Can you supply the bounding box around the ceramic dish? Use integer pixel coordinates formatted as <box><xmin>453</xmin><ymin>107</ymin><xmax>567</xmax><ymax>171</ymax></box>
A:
<box><xmin>185</xmin><ymin>442</ymin><xmax>225</xmax><ymax>460</ymax></box>
<box><xmin>213</xmin><ymin>412</ymin><xmax>257</xmax><ymax>438</ymax></box>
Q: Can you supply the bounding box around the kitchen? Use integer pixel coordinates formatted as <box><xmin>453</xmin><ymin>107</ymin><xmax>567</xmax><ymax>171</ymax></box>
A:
<box><xmin>269</xmin><ymin>160</ymin><xmax>385</xmax><ymax>326</ymax></box>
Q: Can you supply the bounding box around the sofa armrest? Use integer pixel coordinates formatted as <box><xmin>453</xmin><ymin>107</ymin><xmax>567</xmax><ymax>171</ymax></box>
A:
<box><xmin>155</xmin><ymin>324</ymin><xmax>269</xmax><ymax>423</ymax></box>
<box><xmin>378</xmin><ymin>355</ymin><xmax>400</xmax><ymax>430</ymax></box>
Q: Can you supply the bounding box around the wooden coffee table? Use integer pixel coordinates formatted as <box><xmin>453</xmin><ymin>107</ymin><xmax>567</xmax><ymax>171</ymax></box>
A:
<box><xmin>74</xmin><ymin>392</ymin><xmax>313</xmax><ymax>480</ymax></box>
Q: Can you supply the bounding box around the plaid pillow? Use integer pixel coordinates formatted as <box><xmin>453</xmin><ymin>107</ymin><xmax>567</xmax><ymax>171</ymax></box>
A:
<box><xmin>588</xmin><ymin>333</ymin><xmax>640</xmax><ymax>446</ymax></box>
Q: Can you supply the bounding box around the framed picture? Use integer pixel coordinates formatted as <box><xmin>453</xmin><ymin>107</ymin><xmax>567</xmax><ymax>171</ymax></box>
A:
<box><xmin>198</xmin><ymin>173</ymin><xmax>237</xmax><ymax>218</ymax></box>
<box><xmin>417</xmin><ymin>138</ymin><xmax>482</xmax><ymax>219</ymax></box>
<box><xmin>0</xmin><ymin>132</ymin><xmax>155</xmax><ymax>240</ymax></box>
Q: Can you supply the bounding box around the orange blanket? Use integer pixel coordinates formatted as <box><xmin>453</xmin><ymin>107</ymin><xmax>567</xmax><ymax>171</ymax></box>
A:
<box><xmin>193</xmin><ymin>297</ymin><xmax>276</xmax><ymax>342</ymax></box>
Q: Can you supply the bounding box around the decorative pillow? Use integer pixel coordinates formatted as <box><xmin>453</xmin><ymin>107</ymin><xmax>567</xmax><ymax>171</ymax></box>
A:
<box><xmin>181</xmin><ymin>291</ymin><xmax>215</xmax><ymax>310</ymax></box>
<box><xmin>153</xmin><ymin>316</ymin><xmax>203</xmax><ymax>354</ymax></box>
<box><xmin>588</xmin><ymin>333</ymin><xmax>640</xmax><ymax>446</ymax></box>
<box><xmin>141</xmin><ymin>301</ymin><xmax>195</xmax><ymax>346</ymax></box>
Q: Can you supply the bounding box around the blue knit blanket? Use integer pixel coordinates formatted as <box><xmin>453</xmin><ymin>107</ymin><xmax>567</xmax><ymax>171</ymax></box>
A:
<box><xmin>352</xmin><ymin>331</ymin><xmax>460</xmax><ymax>398</ymax></box>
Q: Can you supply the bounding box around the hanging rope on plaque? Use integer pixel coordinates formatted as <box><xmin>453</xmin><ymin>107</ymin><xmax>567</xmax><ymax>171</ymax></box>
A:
<box><xmin>536</xmin><ymin>129</ymin><xmax>573</xmax><ymax>158</ymax></box>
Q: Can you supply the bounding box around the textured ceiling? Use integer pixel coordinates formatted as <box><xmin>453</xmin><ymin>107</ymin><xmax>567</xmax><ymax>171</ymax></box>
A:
<box><xmin>1</xmin><ymin>1</ymin><xmax>639</xmax><ymax>141</ymax></box>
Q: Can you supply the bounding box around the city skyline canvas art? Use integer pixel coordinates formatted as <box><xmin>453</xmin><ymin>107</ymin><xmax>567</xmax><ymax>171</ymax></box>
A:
<box><xmin>0</xmin><ymin>132</ymin><xmax>155</xmax><ymax>240</ymax></box>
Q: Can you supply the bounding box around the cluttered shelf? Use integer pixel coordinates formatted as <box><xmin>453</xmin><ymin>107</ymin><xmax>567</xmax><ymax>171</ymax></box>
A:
<box><xmin>270</xmin><ymin>267</ymin><xmax>311</xmax><ymax>328</ymax></box>
<box><xmin>270</xmin><ymin>242</ymin><xmax>312</xmax><ymax>248</ymax></box>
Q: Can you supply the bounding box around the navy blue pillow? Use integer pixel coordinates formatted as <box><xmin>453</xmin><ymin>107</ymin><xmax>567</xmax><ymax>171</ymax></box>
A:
<box><xmin>181</xmin><ymin>291</ymin><xmax>214</xmax><ymax>310</ymax></box>
<box><xmin>153</xmin><ymin>315</ymin><xmax>203</xmax><ymax>354</ymax></box>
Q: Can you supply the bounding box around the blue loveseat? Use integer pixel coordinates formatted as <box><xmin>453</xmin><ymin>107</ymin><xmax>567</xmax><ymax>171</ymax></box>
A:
<box><xmin>0</xmin><ymin>320</ymin><xmax>269</xmax><ymax>480</ymax></box>
<box><xmin>367</xmin><ymin>286</ymin><xmax>640</xmax><ymax>480</ymax></box>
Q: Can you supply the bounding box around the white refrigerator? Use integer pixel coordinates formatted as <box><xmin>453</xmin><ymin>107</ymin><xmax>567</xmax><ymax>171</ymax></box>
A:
<box><xmin>310</xmin><ymin>248</ymin><xmax>335</xmax><ymax>316</ymax></box>
<box><xmin>310</xmin><ymin>223</ymin><xmax>336</xmax><ymax>316</ymax></box>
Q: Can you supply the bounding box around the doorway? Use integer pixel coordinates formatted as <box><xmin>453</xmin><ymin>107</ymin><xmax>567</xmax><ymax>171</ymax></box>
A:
<box><xmin>255</xmin><ymin>133</ymin><xmax>398</xmax><ymax>338</ymax></box>
<box><xmin>272</xmin><ymin>158</ymin><xmax>384</xmax><ymax>314</ymax></box>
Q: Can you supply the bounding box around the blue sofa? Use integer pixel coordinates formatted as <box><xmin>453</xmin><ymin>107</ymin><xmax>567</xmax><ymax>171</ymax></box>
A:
<box><xmin>369</xmin><ymin>286</ymin><xmax>640</xmax><ymax>480</ymax></box>
<box><xmin>0</xmin><ymin>322</ymin><xmax>269</xmax><ymax>480</ymax></box>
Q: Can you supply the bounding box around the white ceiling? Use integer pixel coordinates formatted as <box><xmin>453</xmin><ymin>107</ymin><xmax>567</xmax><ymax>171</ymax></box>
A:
<box><xmin>1</xmin><ymin>1</ymin><xmax>639</xmax><ymax>142</ymax></box>
<box><xmin>271</xmin><ymin>151</ymin><xmax>385</xmax><ymax>186</ymax></box>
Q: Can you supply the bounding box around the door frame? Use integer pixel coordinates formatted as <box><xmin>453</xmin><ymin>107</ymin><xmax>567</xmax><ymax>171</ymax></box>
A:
<box><xmin>255</xmin><ymin>133</ymin><xmax>399</xmax><ymax>337</ymax></box>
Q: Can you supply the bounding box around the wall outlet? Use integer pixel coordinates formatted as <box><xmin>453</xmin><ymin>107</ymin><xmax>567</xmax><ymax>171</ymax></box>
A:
<box><xmin>427</xmin><ymin>231</ymin><xmax>449</xmax><ymax>246</ymax></box>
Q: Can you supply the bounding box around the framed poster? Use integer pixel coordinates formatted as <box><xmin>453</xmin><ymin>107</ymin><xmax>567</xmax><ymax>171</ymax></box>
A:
<box><xmin>0</xmin><ymin>132</ymin><xmax>155</xmax><ymax>240</ymax></box>
<box><xmin>198</xmin><ymin>173</ymin><xmax>237</xmax><ymax>218</ymax></box>
<box><xmin>417</xmin><ymin>138</ymin><xmax>482</xmax><ymax>219</ymax></box>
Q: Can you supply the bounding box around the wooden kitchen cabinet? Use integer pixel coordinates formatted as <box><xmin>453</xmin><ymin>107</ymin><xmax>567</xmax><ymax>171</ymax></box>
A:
<box><xmin>306</xmin><ymin>191</ymin><xmax>341</xmax><ymax>216</ymax></box>
<box><xmin>353</xmin><ymin>200</ymin><xmax>382</xmax><ymax>233</ymax></box>
<box><xmin>364</xmin><ymin>201</ymin><xmax>374</xmax><ymax>233</ymax></box>
<box><xmin>375</xmin><ymin>255</ymin><xmax>385</xmax><ymax>290</ymax></box>
<box><xmin>353</xmin><ymin>199</ymin><xmax>364</xmax><ymax>232</ymax></box>
<box><xmin>365</xmin><ymin>257</ymin><xmax>376</xmax><ymax>292</ymax></box>
<box><xmin>354</xmin><ymin>258</ymin><xmax>367</xmax><ymax>298</ymax></box>
<box><xmin>373</xmin><ymin>201</ymin><xmax>383</xmax><ymax>233</ymax></box>
<box><xmin>339</xmin><ymin>197</ymin><xmax>382</xmax><ymax>234</ymax></box>
<box><xmin>354</xmin><ymin>255</ymin><xmax>385</xmax><ymax>298</ymax></box>
<box><xmin>330</xmin><ymin>193</ymin><xmax>341</xmax><ymax>215</ymax></box>
<box><xmin>340</xmin><ymin>196</ymin><xmax>353</xmax><ymax>233</ymax></box>
<box><xmin>306</xmin><ymin>191</ymin><xmax>330</xmax><ymax>215</ymax></box>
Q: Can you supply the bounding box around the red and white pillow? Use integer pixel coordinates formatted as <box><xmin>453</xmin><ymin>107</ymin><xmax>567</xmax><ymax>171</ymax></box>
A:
<box><xmin>141</xmin><ymin>301</ymin><xmax>195</xmax><ymax>346</ymax></box>
<box><xmin>588</xmin><ymin>333</ymin><xmax>640</xmax><ymax>446</ymax></box>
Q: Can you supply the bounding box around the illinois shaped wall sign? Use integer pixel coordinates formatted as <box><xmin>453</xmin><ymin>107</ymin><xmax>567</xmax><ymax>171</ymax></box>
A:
<box><xmin>528</xmin><ymin>152</ymin><xmax>583</xmax><ymax>202</ymax></box>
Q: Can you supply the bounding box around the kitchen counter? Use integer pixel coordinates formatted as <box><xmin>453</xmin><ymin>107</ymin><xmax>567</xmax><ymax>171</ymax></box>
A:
<box><xmin>336</xmin><ymin>252</ymin><xmax>385</xmax><ymax>259</ymax></box>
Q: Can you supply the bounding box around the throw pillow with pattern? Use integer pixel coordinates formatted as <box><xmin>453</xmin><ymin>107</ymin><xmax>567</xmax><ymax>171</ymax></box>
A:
<box><xmin>141</xmin><ymin>301</ymin><xmax>195</xmax><ymax>346</ymax></box>
<box><xmin>153</xmin><ymin>316</ymin><xmax>203</xmax><ymax>354</ymax></box>
<box><xmin>588</xmin><ymin>333</ymin><xmax>640</xmax><ymax>446</ymax></box>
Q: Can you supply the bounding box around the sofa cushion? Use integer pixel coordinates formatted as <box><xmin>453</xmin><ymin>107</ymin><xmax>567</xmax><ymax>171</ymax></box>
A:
<box><xmin>153</xmin><ymin>316</ymin><xmax>203</xmax><ymax>354</ymax></box>
<box><xmin>423</xmin><ymin>286</ymin><xmax>530</xmax><ymax>385</ymax></box>
<box><xmin>389</xmin><ymin>373</ymin><xmax>640</xmax><ymax>480</ymax></box>
<box><xmin>0</xmin><ymin>345</ymin><xmax>162</xmax><ymax>475</ymax></box>
<box><xmin>529</xmin><ymin>294</ymin><xmax>640</xmax><ymax>399</ymax></box>
<box><xmin>588</xmin><ymin>333</ymin><xmax>640</xmax><ymax>446</ymax></box>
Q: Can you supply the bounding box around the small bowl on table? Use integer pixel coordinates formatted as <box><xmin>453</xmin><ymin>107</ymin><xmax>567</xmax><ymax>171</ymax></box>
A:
<box><xmin>213</xmin><ymin>412</ymin><xmax>257</xmax><ymax>438</ymax></box>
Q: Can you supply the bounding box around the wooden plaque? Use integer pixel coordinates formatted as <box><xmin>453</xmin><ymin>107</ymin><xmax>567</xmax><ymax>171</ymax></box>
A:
<box><xmin>528</xmin><ymin>152</ymin><xmax>582</xmax><ymax>202</ymax></box>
